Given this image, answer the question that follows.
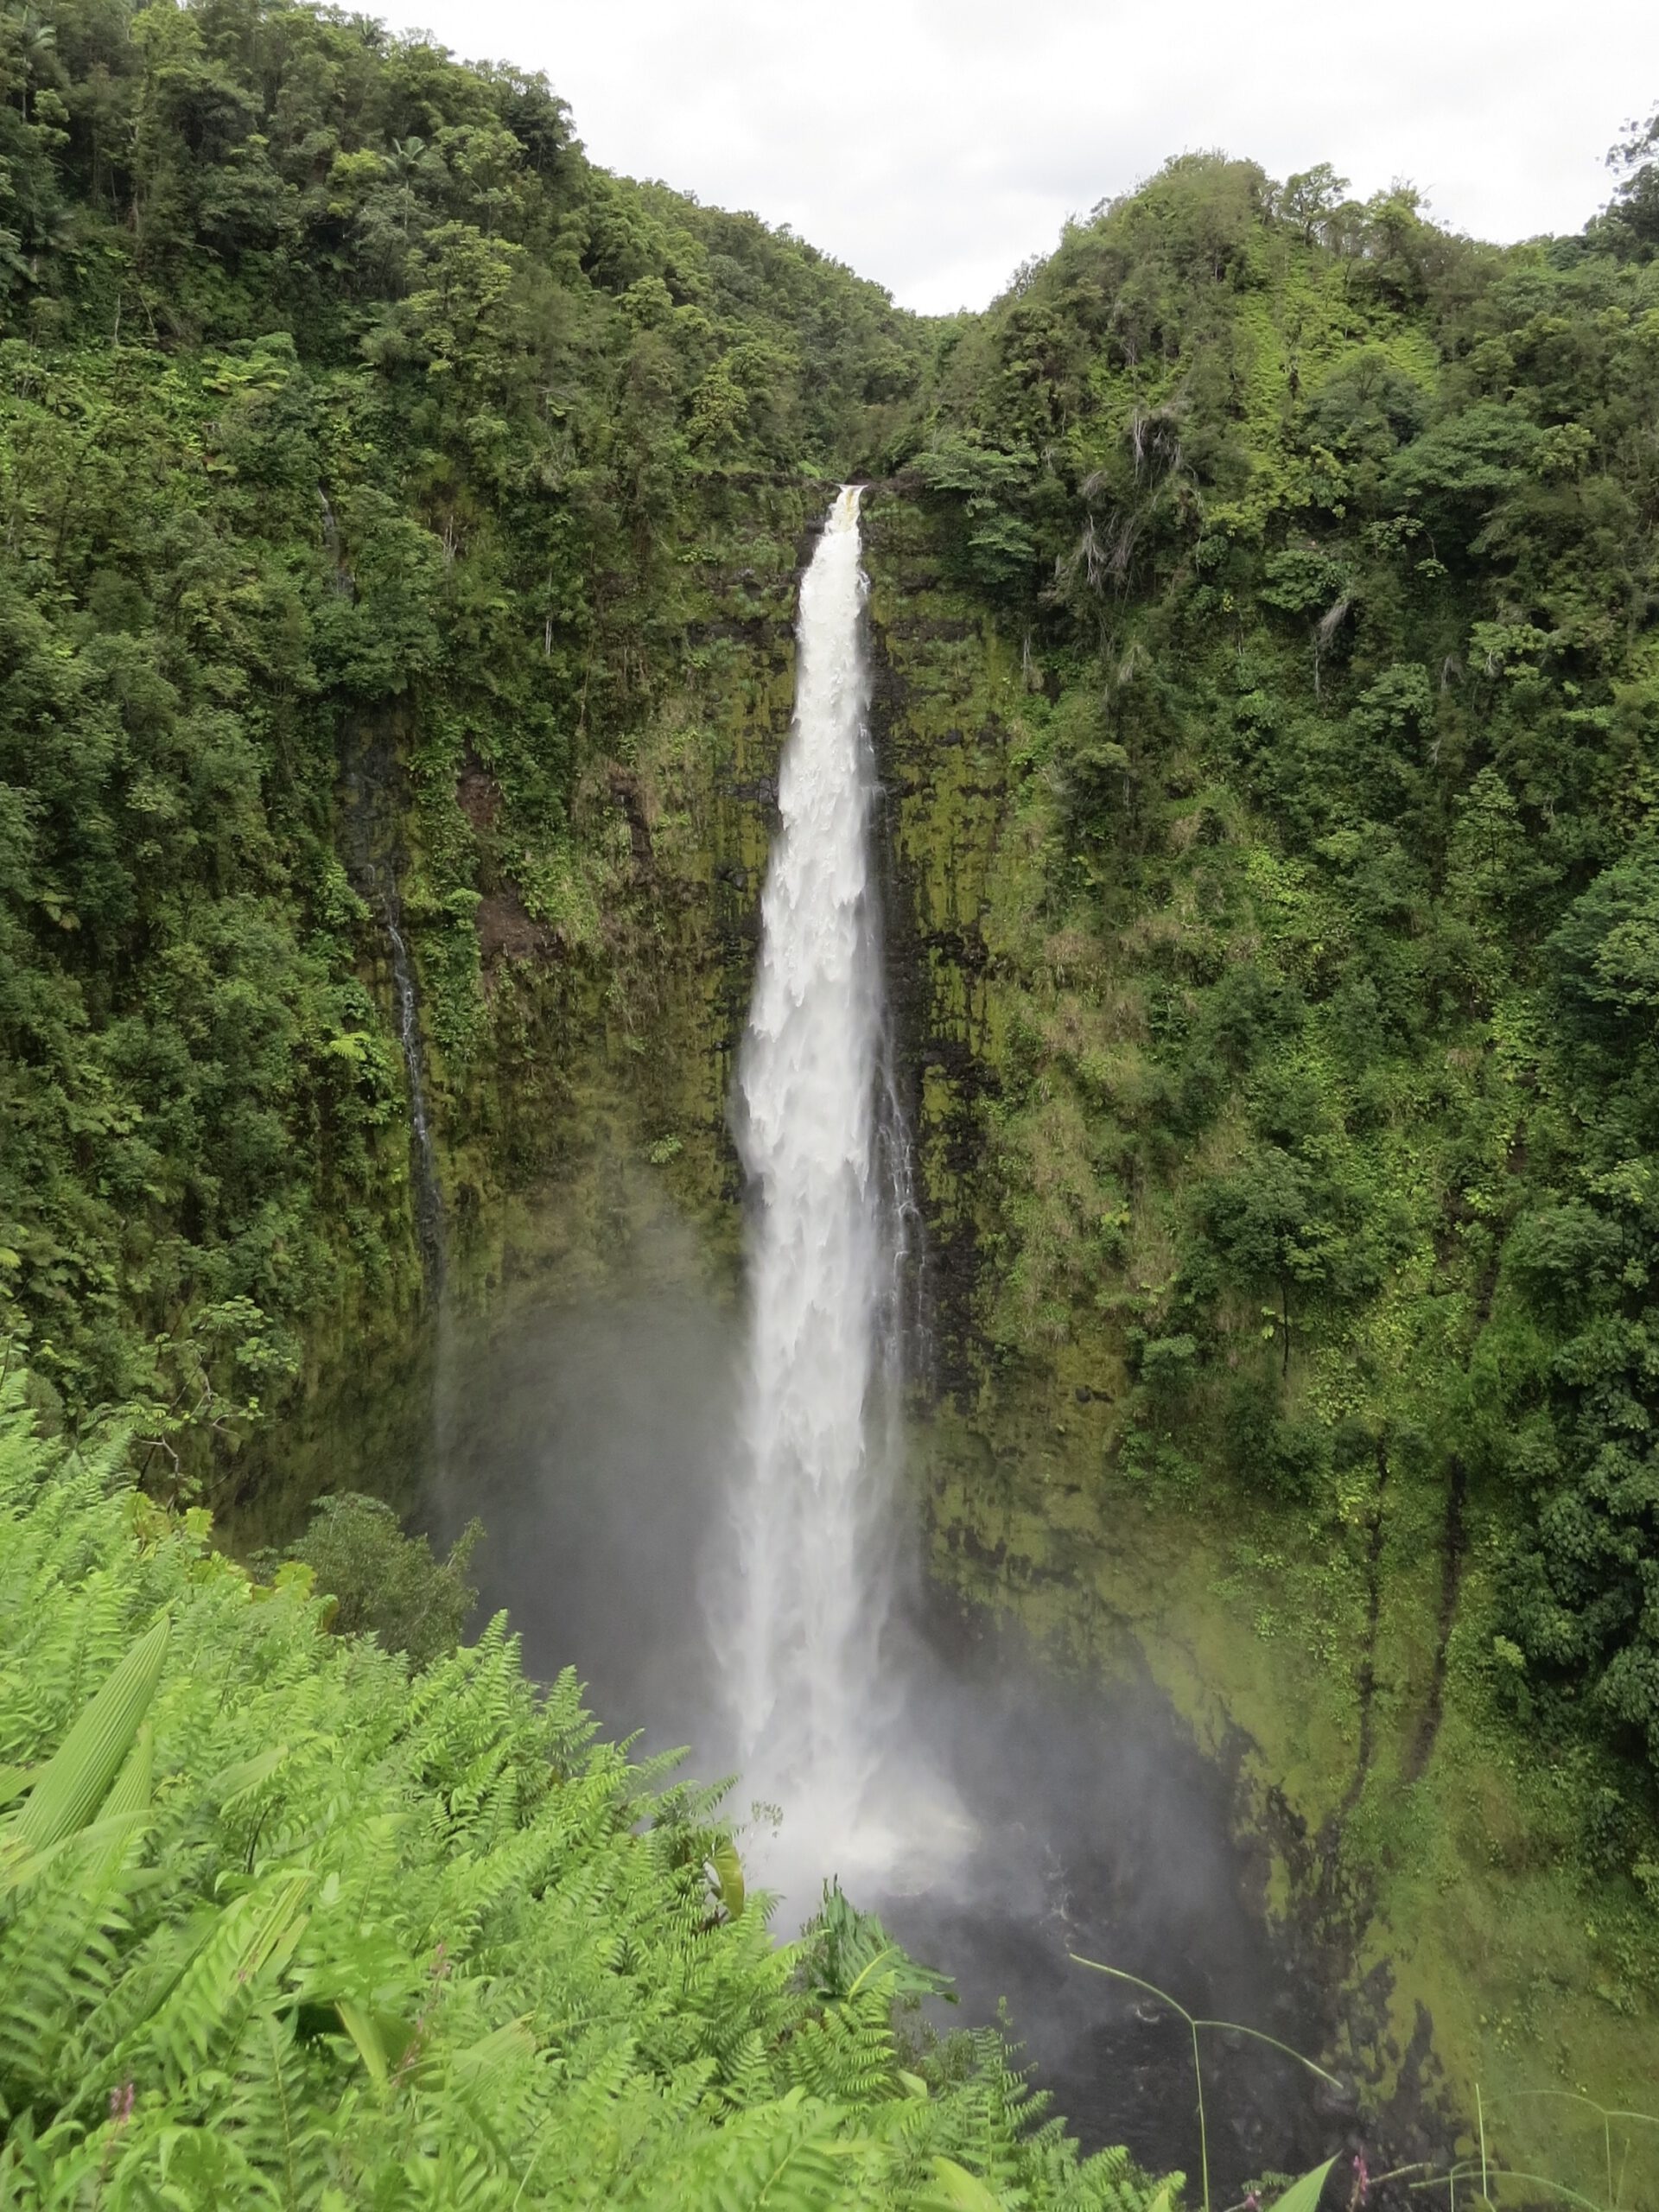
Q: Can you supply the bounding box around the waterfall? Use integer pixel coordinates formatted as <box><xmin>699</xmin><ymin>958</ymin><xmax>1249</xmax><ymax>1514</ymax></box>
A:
<box><xmin>381</xmin><ymin>871</ymin><xmax>445</xmax><ymax>1300</ymax></box>
<box><xmin>725</xmin><ymin>485</ymin><xmax>906</xmax><ymax>1865</ymax></box>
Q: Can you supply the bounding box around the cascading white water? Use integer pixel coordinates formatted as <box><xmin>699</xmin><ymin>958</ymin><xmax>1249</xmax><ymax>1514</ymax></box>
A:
<box><xmin>726</xmin><ymin>485</ymin><xmax>899</xmax><ymax>1853</ymax></box>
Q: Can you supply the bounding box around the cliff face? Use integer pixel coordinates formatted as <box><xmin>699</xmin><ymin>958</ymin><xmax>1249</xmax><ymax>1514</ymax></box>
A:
<box><xmin>424</xmin><ymin>486</ymin><xmax>1027</xmax><ymax>1351</ymax></box>
<box><xmin>0</xmin><ymin>0</ymin><xmax>924</xmax><ymax>1427</ymax></box>
<box><xmin>222</xmin><ymin>489</ymin><xmax>817</xmax><ymax>1540</ymax></box>
<box><xmin>863</xmin><ymin>494</ymin><xmax>1019</xmax><ymax>1402</ymax></box>
<box><xmin>853</xmin><ymin>494</ymin><xmax>1659</xmax><ymax>2197</ymax></box>
<box><xmin>423</xmin><ymin>491</ymin><xmax>815</xmax><ymax>1302</ymax></box>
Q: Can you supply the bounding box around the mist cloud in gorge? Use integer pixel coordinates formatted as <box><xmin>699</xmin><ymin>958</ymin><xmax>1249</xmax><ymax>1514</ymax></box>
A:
<box><xmin>425</xmin><ymin>1270</ymin><xmax>745</xmax><ymax>1767</ymax></box>
<box><xmin>371</xmin><ymin>0</ymin><xmax>1656</xmax><ymax>311</ymax></box>
<box><xmin>423</xmin><ymin>1267</ymin><xmax>1335</xmax><ymax>2185</ymax></box>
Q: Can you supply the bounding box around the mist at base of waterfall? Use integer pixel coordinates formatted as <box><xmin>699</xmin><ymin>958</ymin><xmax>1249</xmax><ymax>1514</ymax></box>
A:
<box><xmin>417</xmin><ymin>1273</ymin><xmax>1335</xmax><ymax>2191</ymax></box>
<box><xmin>422</xmin><ymin>1238</ymin><xmax>970</xmax><ymax>1927</ymax></box>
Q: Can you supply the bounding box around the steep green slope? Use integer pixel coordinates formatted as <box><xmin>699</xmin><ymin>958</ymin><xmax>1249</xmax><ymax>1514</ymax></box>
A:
<box><xmin>0</xmin><ymin>0</ymin><xmax>919</xmax><ymax>1435</ymax></box>
<box><xmin>891</xmin><ymin>147</ymin><xmax>1659</xmax><ymax>1796</ymax></box>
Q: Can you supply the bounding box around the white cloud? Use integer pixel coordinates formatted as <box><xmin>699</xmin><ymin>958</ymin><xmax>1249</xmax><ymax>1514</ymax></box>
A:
<box><xmin>378</xmin><ymin>0</ymin><xmax>1659</xmax><ymax>311</ymax></box>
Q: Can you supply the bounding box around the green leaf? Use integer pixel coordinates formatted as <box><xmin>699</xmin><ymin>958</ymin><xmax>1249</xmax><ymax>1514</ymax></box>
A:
<box><xmin>2</xmin><ymin>1802</ymin><xmax>152</xmax><ymax>1897</ymax></box>
<box><xmin>322</xmin><ymin>1031</ymin><xmax>372</xmax><ymax>1062</ymax></box>
<box><xmin>71</xmin><ymin>1722</ymin><xmax>155</xmax><ymax>1888</ymax></box>
<box><xmin>448</xmin><ymin>2015</ymin><xmax>537</xmax><ymax>2086</ymax></box>
<box><xmin>101</xmin><ymin>1723</ymin><xmax>154</xmax><ymax>1821</ymax></box>
<box><xmin>10</xmin><ymin>1616</ymin><xmax>169</xmax><ymax>1852</ymax></box>
<box><xmin>712</xmin><ymin>1837</ymin><xmax>746</xmax><ymax>1920</ymax></box>
<box><xmin>336</xmin><ymin>1999</ymin><xmax>389</xmax><ymax>2086</ymax></box>
<box><xmin>210</xmin><ymin>1744</ymin><xmax>289</xmax><ymax>1808</ymax></box>
<box><xmin>153</xmin><ymin>1871</ymin><xmax>314</xmax><ymax>2067</ymax></box>
<box><xmin>1268</xmin><ymin>2157</ymin><xmax>1338</xmax><ymax>2212</ymax></box>
<box><xmin>925</xmin><ymin>2154</ymin><xmax>1004</xmax><ymax>2210</ymax></box>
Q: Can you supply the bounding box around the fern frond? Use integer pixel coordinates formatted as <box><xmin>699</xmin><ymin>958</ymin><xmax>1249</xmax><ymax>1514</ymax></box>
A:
<box><xmin>224</xmin><ymin>2007</ymin><xmax>333</xmax><ymax>2211</ymax></box>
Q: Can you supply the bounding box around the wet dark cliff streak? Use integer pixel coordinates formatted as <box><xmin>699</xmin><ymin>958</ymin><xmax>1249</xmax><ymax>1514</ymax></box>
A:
<box><xmin>863</xmin><ymin>492</ymin><xmax>1014</xmax><ymax>1404</ymax></box>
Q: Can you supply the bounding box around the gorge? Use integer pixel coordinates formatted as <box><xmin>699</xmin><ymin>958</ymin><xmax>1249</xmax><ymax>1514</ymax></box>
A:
<box><xmin>3</xmin><ymin>10</ymin><xmax>1659</xmax><ymax>2206</ymax></box>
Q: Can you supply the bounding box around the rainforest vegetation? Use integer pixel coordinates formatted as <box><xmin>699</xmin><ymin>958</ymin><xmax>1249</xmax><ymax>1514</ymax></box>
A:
<box><xmin>0</xmin><ymin>0</ymin><xmax>919</xmax><ymax>1427</ymax></box>
<box><xmin>906</xmin><ymin>123</ymin><xmax>1659</xmax><ymax>1789</ymax></box>
<box><xmin>0</xmin><ymin>1371</ymin><xmax>1166</xmax><ymax>2206</ymax></box>
<box><xmin>4</xmin><ymin>0</ymin><xmax>1659</xmax><ymax>2198</ymax></box>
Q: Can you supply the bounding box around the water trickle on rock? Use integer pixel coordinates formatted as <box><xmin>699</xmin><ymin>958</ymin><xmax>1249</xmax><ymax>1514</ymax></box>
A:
<box><xmin>381</xmin><ymin>868</ymin><xmax>445</xmax><ymax>1302</ymax></box>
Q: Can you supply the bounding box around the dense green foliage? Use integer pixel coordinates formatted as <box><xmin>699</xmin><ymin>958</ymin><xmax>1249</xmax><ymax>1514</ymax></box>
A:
<box><xmin>0</xmin><ymin>0</ymin><xmax>919</xmax><ymax>1424</ymax></box>
<box><xmin>903</xmin><ymin>149</ymin><xmax>1659</xmax><ymax>1796</ymax></box>
<box><xmin>0</xmin><ymin>1368</ymin><xmax>1160</xmax><ymax>2208</ymax></box>
<box><xmin>278</xmin><ymin>1491</ymin><xmax>481</xmax><ymax>1665</ymax></box>
<box><xmin>8</xmin><ymin>0</ymin><xmax>1659</xmax><ymax>2156</ymax></box>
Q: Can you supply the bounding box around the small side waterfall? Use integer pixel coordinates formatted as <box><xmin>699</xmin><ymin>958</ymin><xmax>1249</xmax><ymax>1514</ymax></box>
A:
<box><xmin>724</xmin><ymin>486</ymin><xmax>910</xmax><ymax>1870</ymax></box>
<box><xmin>381</xmin><ymin>871</ymin><xmax>445</xmax><ymax>1300</ymax></box>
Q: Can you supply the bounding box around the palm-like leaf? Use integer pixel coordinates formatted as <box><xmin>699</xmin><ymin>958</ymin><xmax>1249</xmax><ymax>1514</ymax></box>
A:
<box><xmin>8</xmin><ymin>1617</ymin><xmax>168</xmax><ymax>1855</ymax></box>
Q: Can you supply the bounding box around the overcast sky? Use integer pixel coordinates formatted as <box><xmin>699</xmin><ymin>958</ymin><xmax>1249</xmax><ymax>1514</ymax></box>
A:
<box><xmin>373</xmin><ymin>0</ymin><xmax>1659</xmax><ymax>314</ymax></box>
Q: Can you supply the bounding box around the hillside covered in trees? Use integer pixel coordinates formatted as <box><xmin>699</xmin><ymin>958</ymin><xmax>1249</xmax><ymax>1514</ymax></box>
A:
<box><xmin>901</xmin><ymin>129</ymin><xmax>1659</xmax><ymax>1793</ymax></box>
<box><xmin>0</xmin><ymin>0</ymin><xmax>918</xmax><ymax>1427</ymax></box>
<box><xmin>5</xmin><ymin>0</ymin><xmax>1659</xmax><ymax>2198</ymax></box>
